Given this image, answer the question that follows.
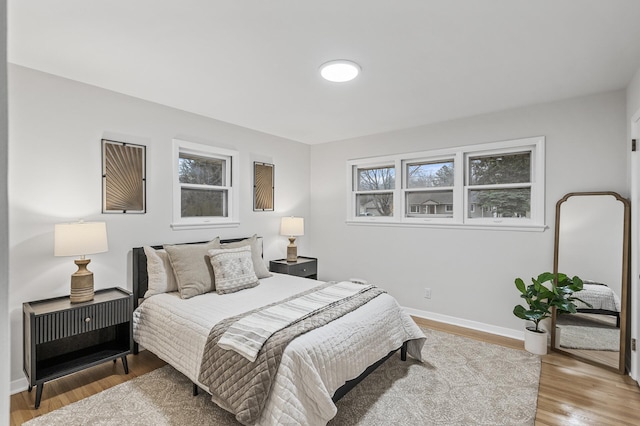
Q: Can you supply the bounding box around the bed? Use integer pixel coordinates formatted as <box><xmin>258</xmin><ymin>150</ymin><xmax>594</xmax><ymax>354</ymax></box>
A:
<box><xmin>131</xmin><ymin>237</ymin><xmax>426</xmax><ymax>425</ymax></box>
<box><xmin>572</xmin><ymin>281</ymin><xmax>621</xmax><ymax>327</ymax></box>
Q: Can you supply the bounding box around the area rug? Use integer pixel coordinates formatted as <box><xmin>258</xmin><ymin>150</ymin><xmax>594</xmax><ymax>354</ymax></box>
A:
<box><xmin>558</xmin><ymin>325</ymin><xmax>619</xmax><ymax>351</ymax></box>
<box><xmin>24</xmin><ymin>328</ymin><xmax>540</xmax><ymax>426</ymax></box>
<box><xmin>557</xmin><ymin>313</ymin><xmax>620</xmax><ymax>351</ymax></box>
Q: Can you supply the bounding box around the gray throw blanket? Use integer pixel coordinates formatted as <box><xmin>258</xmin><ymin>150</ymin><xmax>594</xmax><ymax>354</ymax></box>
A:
<box><xmin>198</xmin><ymin>282</ymin><xmax>385</xmax><ymax>426</ymax></box>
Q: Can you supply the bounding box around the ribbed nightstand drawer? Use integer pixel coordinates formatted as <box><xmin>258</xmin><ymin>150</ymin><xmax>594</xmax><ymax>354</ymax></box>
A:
<box><xmin>269</xmin><ymin>257</ymin><xmax>318</xmax><ymax>279</ymax></box>
<box><xmin>286</xmin><ymin>261</ymin><xmax>317</xmax><ymax>277</ymax></box>
<box><xmin>34</xmin><ymin>298</ymin><xmax>130</xmax><ymax>344</ymax></box>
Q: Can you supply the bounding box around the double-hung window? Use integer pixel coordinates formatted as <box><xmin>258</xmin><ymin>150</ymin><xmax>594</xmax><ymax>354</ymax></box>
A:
<box><xmin>347</xmin><ymin>136</ymin><xmax>545</xmax><ymax>230</ymax></box>
<box><xmin>353</xmin><ymin>164</ymin><xmax>396</xmax><ymax>218</ymax></box>
<box><xmin>172</xmin><ymin>139</ymin><xmax>239</xmax><ymax>229</ymax></box>
<box><xmin>466</xmin><ymin>150</ymin><xmax>533</xmax><ymax>222</ymax></box>
<box><xmin>403</xmin><ymin>158</ymin><xmax>457</xmax><ymax>222</ymax></box>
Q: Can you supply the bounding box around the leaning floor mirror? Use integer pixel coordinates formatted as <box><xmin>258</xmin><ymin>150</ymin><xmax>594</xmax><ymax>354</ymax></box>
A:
<box><xmin>551</xmin><ymin>192</ymin><xmax>630</xmax><ymax>373</ymax></box>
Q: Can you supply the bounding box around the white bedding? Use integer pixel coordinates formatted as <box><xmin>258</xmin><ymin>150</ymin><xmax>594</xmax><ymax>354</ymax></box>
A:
<box><xmin>573</xmin><ymin>283</ymin><xmax>621</xmax><ymax>312</ymax></box>
<box><xmin>133</xmin><ymin>273</ymin><xmax>426</xmax><ymax>425</ymax></box>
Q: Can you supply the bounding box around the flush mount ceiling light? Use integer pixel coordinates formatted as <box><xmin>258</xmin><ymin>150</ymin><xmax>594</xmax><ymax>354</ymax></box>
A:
<box><xmin>319</xmin><ymin>60</ymin><xmax>361</xmax><ymax>82</ymax></box>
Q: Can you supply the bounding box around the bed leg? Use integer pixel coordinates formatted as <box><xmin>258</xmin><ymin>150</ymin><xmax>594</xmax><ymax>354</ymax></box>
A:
<box><xmin>401</xmin><ymin>341</ymin><xmax>407</xmax><ymax>361</ymax></box>
<box><xmin>193</xmin><ymin>383</ymin><xmax>199</xmax><ymax>396</ymax></box>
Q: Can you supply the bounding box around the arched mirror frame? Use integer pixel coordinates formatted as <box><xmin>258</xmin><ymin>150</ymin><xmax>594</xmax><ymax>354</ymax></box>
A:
<box><xmin>551</xmin><ymin>191</ymin><xmax>630</xmax><ymax>374</ymax></box>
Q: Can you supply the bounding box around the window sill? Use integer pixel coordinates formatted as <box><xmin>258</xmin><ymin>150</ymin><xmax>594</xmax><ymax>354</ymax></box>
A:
<box><xmin>170</xmin><ymin>221</ymin><xmax>240</xmax><ymax>231</ymax></box>
<box><xmin>345</xmin><ymin>220</ymin><xmax>547</xmax><ymax>232</ymax></box>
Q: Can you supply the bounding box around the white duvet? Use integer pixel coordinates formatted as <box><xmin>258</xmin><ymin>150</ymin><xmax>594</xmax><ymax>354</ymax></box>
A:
<box><xmin>133</xmin><ymin>273</ymin><xmax>425</xmax><ymax>425</ymax></box>
<box><xmin>573</xmin><ymin>283</ymin><xmax>621</xmax><ymax>312</ymax></box>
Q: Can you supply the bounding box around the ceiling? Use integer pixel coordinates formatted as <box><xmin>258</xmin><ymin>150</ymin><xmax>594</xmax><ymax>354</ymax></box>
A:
<box><xmin>8</xmin><ymin>1</ymin><xmax>640</xmax><ymax>144</ymax></box>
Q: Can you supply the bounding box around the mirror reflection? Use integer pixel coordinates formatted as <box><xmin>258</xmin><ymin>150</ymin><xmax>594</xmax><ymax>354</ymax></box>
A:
<box><xmin>552</xmin><ymin>192</ymin><xmax>629</xmax><ymax>373</ymax></box>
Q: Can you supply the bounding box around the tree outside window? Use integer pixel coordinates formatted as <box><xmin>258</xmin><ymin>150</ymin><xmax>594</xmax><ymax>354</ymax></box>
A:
<box><xmin>356</xmin><ymin>166</ymin><xmax>395</xmax><ymax>216</ymax></box>
<box><xmin>468</xmin><ymin>152</ymin><xmax>531</xmax><ymax>218</ymax></box>
<box><xmin>171</xmin><ymin>139</ymin><xmax>238</xmax><ymax>229</ymax></box>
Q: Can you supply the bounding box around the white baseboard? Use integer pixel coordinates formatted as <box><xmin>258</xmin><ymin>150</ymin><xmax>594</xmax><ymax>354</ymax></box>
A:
<box><xmin>403</xmin><ymin>306</ymin><xmax>525</xmax><ymax>341</ymax></box>
<box><xmin>11</xmin><ymin>377</ymin><xmax>28</xmax><ymax>395</ymax></box>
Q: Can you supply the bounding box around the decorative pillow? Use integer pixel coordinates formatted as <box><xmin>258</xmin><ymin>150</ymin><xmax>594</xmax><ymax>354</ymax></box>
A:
<box><xmin>164</xmin><ymin>240</ymin><xmax>218</xmax><ymax>299</ymax></box>
<box><xmin>211</xmin><ymin>234</ymin><xmax>272</xmax><ymax>279</ymax></box>
<box><xmin>143</xmin><ymin>246</ymin><xmax>178</xmax><ymax>298</ymax></box>
<box><xmin>208</xmin><ymin>246</ymin><xmax>260</xmax><ymax>294</ymax></box>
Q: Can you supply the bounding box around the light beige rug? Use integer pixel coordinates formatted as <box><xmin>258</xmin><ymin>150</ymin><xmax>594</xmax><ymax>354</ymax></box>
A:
<box><xmin>557</xmin><ymin>313</ymin><xmax>620</xmax><ymax>351</ymax></box>
<box><xmin>25</xmin><ymin>328</ymin><xmax>540</xmax><ymax>426</ymax></box>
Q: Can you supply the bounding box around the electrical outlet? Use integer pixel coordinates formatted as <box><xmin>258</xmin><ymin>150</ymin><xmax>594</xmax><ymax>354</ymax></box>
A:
<box><xmin>424</xmin><ymin>288</ymin><xmax>432</xmax><ymax>299</ymax></box>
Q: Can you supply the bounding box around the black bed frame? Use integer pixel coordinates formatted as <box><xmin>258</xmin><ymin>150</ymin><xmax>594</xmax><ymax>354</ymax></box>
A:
<box><xmin>576</xmin><ymin>308</ymin><xmax>621</xmax><ymax>328</ymax></box>
<box><xmin>131</xmin><ymin>238</ymin><xmax>408</xmax><ymax>404</ymax></box>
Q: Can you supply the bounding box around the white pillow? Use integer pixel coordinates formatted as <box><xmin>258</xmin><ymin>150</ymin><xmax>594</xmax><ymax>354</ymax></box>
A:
<box><xmin>208</xmin><ymin>246</ymin><xmax>260</xmax><ymax>294</ymax></box>
<box><xmin>143</xmin><ymin>246</ymin><xmax>178</xmax><ymax>298</ymax></box>
<box><xmin>211</xmin><ymin>234</ymin><xmax>272</xmax><ymax>279</ymax></box>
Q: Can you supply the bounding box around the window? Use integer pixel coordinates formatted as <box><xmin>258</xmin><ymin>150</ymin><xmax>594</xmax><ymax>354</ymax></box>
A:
<box><xmin>172</xmin><ymin>139</ymin><xmax>239</xmax><ymax>229</ymax></box>
<box><xmin>466</xmin><ymin>151</ymin><xmax>531</xmax><ymax>219</ymax></box>
<box><xmin>353</xmin><ymin>165</ymin><xmax>395</xmax><ymax>217</ymax></box>
<box><xmin>347</xmin><ymin>136</ymin><xmax>545</xmax><ymax>230</ymax></box>
<box><xmin>404</xmin><ymin>159</ymin><xmax>455</xmax><ymax>219</ymax></box>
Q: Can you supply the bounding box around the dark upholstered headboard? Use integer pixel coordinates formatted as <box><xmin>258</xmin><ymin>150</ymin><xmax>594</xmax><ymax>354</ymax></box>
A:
<box><xmin>132</xmin><ymin>237</ymin><xmax>259</xmax><ymax>311</ymax></box>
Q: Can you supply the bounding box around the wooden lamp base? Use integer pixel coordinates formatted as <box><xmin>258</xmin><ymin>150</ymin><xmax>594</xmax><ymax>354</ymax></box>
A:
<box><xmin>70</xmin><ymin>258</ymin><xmax>95</xmax><ymax>303</ymax></box>
<box><xmin>286</xmin><ymin>237</ymin><xmax>298</xmax><ymax>262</ymax></box>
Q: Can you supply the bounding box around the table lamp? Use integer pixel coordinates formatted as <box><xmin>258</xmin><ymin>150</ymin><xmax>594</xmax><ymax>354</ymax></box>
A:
<box><xmin>54</xmin><ymin>221</ymin><xmax>109</xmax><ymax>303</ymax></box>
<box><xmin>280</xmin><ymin>216</ymin><xmax>304</xmax><ymax>262</ymax></box>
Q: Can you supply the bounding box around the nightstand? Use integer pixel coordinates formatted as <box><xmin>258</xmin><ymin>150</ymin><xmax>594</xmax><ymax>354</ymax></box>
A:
<box><xmin>23</xmin><ymin>287</ymin><xmax>133</xmax><ymax>408</ymax></box>
<box><xmin>270</xmin><ymin>256</ymin><xmax>318</xmax><ymax>279</ymax></box>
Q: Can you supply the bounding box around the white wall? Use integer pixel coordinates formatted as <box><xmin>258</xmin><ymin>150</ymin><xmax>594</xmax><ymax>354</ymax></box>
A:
<box><xmin>1</xmin><ymin>0</ymin><xmax>10</xmax><ymax>421</ymax></box>
<box><xmin>627</xmin><ymin>67</ymin><xmax>640</xmax><ymax>120</ymax></box>
<box><xmin>7</xmin><ymin>65</ymin><xmax>311</xmax><ymax>389</ymax></box>
<box><xmin>309</xmin><ymin>90</ymin><xmax>627</xmax><ymax>337</ymax></box>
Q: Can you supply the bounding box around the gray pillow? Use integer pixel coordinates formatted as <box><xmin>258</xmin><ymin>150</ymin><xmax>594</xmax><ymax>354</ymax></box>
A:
<box><xmin>164</xmin><ymin>240</ymin><xmax>218</xmax><ymax>299</ymax></box>
<box><xmin>208</xmin><ymin>246</ymin><xmax>260</xmax><ymax>294</ymax></box>
<box><xmin>211</xmin><ymin>234</ymin><xmax>272</xmax><ymax>279</ymax></box>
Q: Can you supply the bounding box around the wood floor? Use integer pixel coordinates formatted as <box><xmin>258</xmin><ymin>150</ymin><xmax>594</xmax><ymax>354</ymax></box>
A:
<box><xmin>10</xmin><ymin>318</ymin><xmax>640</xmax><ymax>426</ymax></box>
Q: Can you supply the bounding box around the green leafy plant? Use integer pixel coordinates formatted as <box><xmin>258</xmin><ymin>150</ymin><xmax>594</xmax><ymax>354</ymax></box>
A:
<box><xmin>513</xmin><ymin>272</ymin><xmax>591</xmax><ymax>333</ymax></box>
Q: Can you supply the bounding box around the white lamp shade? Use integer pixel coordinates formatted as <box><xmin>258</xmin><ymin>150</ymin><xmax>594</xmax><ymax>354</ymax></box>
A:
<box><xmin>54</xmin><ymin>221</ymin><xmax>109</xmax><ymax>257</ymax></box>
<box><xmin>280</xmin><ymin>217</ymin><xmax>304</xmax><ymax>237</ymax></box>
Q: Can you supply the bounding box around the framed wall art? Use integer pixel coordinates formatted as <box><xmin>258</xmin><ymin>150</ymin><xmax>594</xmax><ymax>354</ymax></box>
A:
<box><xmin>102</xmin><ymin>139</ymin><xmax>146</xmax><ymax>213</ymax></box>
<box><xmin>253</xmin><ymin>161</ymin><xmax>274</xmax><ymax>211</ymax></box>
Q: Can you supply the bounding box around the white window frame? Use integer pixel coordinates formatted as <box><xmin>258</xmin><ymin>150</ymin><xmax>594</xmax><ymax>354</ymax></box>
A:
<box><xmin>346</xmin><ymin>136</ymin><xmax>545</xmax><ymax>231</ymax></box>
<box><xmin>350</xmin><ymin>160</ymin><xmax>399</xmax><ymax>221</ymax></box>
<box><xmin>171</xmin><ymin>139</ymin><xmax>239</xmax><ymax>230</ymax></box>
<box><xmin>402</xmin><ymin>153</ymin><xmax>461</xmax><ymax>225</ymax></box>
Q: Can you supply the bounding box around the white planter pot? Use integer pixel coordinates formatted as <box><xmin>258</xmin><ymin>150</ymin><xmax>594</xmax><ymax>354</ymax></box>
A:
<box><xmin>524</xmin><ymin>327</ymin><xmax>548</xmax><ymax>355</ymax></box>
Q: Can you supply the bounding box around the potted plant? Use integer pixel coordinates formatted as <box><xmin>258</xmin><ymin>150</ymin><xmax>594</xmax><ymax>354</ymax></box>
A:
<box><xmin>513</xmin><ymin>272</ymin><xmax>589</xmax><ymax>355</ymax></box>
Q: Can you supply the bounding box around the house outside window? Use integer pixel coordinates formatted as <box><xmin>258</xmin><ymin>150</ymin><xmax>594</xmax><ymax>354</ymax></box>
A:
<box><xmin>172</xmin><ymin>139</ymin><xmax>239</xmax><ymax>229</ymax></box>
<box><xmin>347</xmin><ymin>136</ymin><xmax>545</xmax><ymax>230</ymax></box>
<box><xmin>404</xmin><ymin>159</ymin><xmax>455</xmax><ymax>219</ymax></box>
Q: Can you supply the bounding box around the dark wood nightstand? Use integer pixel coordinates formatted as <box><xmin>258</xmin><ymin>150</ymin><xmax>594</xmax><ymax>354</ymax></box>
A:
<box><xmin>23</xmin><ymin>287</ymin><xmax>133</xmax><ymax>408</ymax></box>
<box><xmin>270</xmin><ymin>256</ymin><xmax>318</xmax><ymax>279</ymax></box>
